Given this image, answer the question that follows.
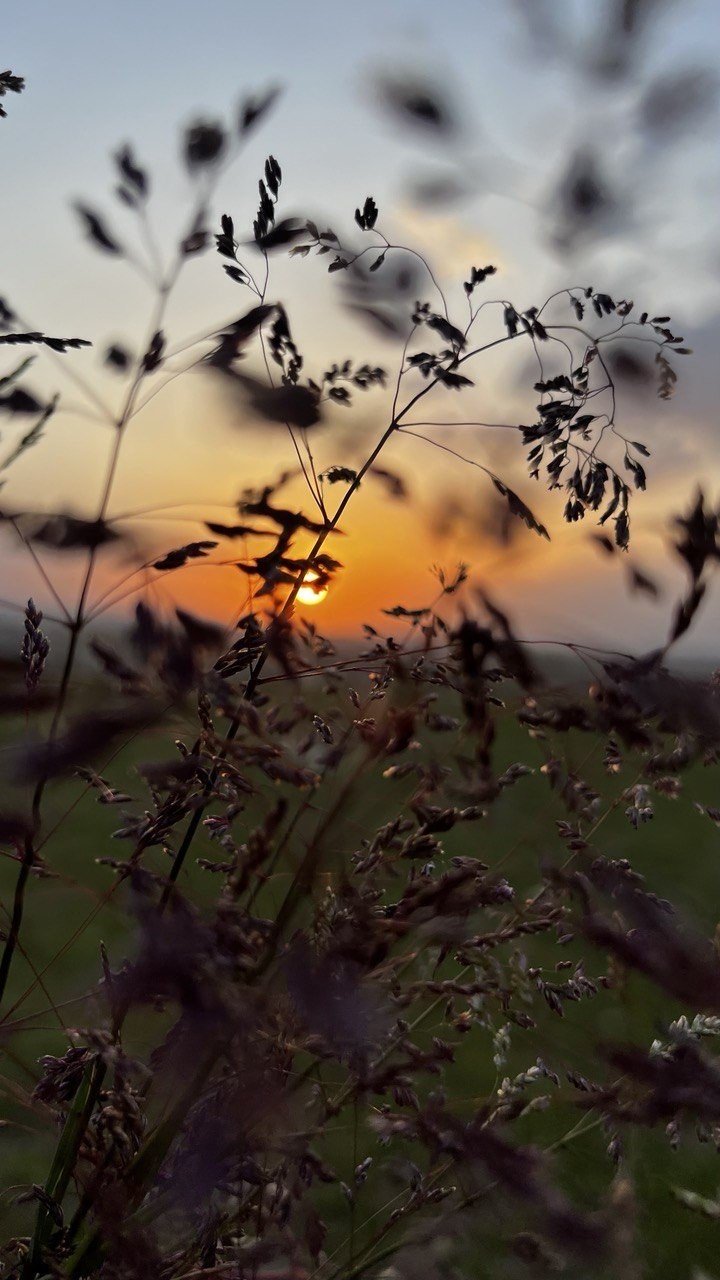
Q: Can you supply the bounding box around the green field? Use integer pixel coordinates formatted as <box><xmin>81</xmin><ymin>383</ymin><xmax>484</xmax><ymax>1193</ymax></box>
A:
<box><xmin>3</xmin><ymin>691</ymin><xmax>720</xmax><ymax>1277</ymax></box>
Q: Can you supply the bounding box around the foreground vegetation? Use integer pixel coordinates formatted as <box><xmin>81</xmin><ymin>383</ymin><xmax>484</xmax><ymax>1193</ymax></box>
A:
<box><xmin>2</xmin><ymin>63</ymin><xmax>720</xmax><ymax>1280</ymax></box>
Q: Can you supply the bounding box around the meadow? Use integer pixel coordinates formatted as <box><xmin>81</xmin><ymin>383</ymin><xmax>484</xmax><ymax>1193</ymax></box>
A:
<box><xmin>4</xmin><ymin>683</ymin><xmax>720</xmax><ymax>1278</ymax></box>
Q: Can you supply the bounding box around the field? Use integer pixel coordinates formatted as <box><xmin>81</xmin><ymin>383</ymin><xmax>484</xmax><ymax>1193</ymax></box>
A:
<box><xmin>3</xmin><ymin>688</ymin><xmax>720</xmax><ymax>1278</ymax></box>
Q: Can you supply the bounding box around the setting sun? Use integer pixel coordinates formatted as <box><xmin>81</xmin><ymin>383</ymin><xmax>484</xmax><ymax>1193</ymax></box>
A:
<box><xmin>296</xmin><ymin>570</ymin><xmax>328</xmax><ymax>606</ymax></box>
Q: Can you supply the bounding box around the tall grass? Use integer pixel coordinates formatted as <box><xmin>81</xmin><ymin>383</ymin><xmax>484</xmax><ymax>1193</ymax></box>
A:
<box><xmin>2</xmin><ymin>71</ymin><xmax>720</xmax><ymax>1280</ymax></box>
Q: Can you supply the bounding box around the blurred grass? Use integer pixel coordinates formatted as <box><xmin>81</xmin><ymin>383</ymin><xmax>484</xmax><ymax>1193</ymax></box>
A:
<box><xmin>2</xmin><ymin>689</ymin><xmax>720</xmax><ymax>1275</ymax></box>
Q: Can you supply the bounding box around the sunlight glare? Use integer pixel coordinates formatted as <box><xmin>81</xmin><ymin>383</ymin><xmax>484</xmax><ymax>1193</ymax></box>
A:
<box><xmin>296</xmin><ymin>570</ymin><xmax>328</xmax><ymax>606</ymax></box>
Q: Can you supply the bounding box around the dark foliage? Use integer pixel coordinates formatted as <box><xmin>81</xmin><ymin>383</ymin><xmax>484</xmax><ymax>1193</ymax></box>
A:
<box><xmin>0</xmin><ymin>50</ymin><xmax>718</xmax><ymax>1280</ymax></box>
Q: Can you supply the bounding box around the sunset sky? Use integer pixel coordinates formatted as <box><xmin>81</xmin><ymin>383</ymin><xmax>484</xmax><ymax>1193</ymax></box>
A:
<box><xmin>2</xmin><ymin>0</ymin><xmax>720</xmax><ymax>657</ymax></box>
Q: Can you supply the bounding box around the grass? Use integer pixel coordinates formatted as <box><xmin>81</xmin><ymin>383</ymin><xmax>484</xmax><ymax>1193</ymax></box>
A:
<box><xmin>3</xmin><ymin>692</ymin><xmax>720</xmax><ymax>1275</ymax></box>
<box><xmin>0</xmin><ymin>71</ymin><xmax>716</xmax><ymax>1277</ymax></box>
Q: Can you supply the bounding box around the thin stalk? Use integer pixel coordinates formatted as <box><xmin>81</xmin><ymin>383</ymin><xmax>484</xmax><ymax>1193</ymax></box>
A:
<box><xmin>158</xmin><ymin>320</ymin><xmax>530</xmax><ymax>900</ymax></box>
<box><xmin>0</xmin><ymin>836</ymin><xmax>34</xmax><ymax>1005</ymax></box>
<box><xmin>0</xmin><ymin>220</ymin><xmax>193</xmax><ymax>1010</ymax></box>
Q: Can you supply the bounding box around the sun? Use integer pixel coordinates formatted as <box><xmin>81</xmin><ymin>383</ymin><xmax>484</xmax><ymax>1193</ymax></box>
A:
<box><xmin>296</xmin><ymin>570</ymin><xmax>328</xmax><ymax>607</ymax></box>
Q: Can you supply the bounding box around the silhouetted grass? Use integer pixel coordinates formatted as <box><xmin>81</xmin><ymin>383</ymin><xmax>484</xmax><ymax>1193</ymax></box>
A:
<box><xmin>2</xmin><ymin>54</ymin><xmax>720</xmax><ymax>1280</ymax></box>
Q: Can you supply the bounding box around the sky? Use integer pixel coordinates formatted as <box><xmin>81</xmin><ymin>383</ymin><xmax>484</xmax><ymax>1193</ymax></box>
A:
<box><xmin>2</xmin><ymin>0</ymin><xmax>720</xmax><ymax>659</ymax></box>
